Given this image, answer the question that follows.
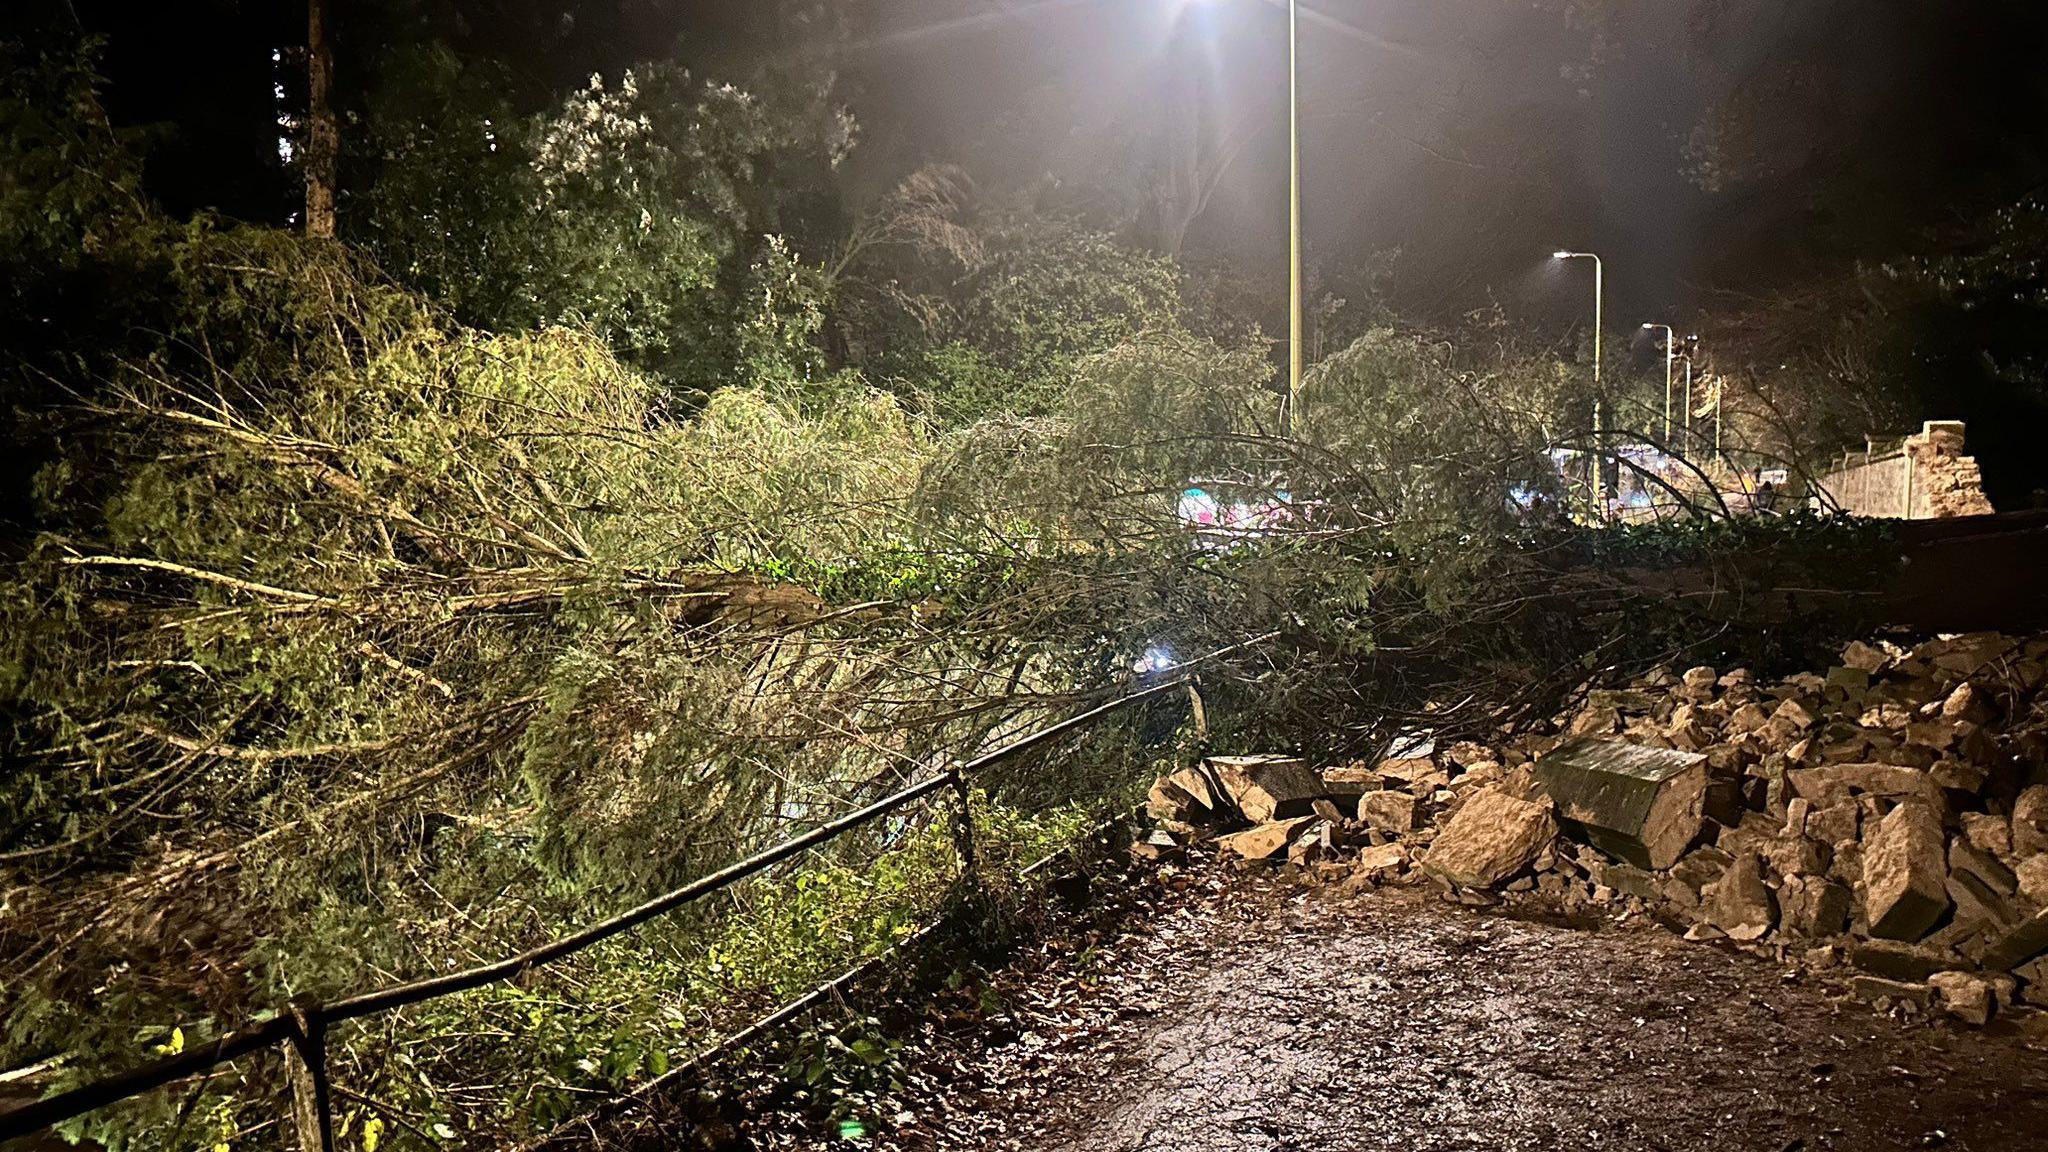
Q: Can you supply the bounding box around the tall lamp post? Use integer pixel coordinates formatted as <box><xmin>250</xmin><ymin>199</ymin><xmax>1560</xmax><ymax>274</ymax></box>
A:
<box><xmin>1642</xmin><ymin>322</ymin><xmax>1675</xmax><ymax>446</ymax></box>
<box><xmin>1554</xmin><ymin>251</ymin><xmax>1603</xmax><ymax>508</ymax></box>
<box><xmin>1284</xmin><ymin>0</ymin><xmax>1303</xmax><ymax>435</ymax></box>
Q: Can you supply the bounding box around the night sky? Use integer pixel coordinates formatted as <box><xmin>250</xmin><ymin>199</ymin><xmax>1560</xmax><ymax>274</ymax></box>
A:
<box><xmin>29</xmin><ymin>0</ymin><xmax>2048</xmax><ymax>388</ymax></box>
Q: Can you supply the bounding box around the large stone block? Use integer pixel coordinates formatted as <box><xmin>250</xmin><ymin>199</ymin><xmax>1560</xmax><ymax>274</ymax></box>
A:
<box><xmin>1530</xmin><ymin>738</ymin><xmax>1707</xmax><ymax>869</ymax></box>
<box><xmin>1863</xmin><ymin>800</ymin><xmax>1951</xmax><ymax>941</ymax></box>
<box><xmin>1421</xmin><ymin>789</ymin><xmax>1556</xmax><ymax>889</ymax></box>
<box><xmin>1208</xmin><ymin>755</ymin><xmax>1325</xmax><ymax>824</ymax></box>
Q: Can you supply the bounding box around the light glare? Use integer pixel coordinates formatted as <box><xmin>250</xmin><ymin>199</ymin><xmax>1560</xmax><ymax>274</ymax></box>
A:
<box><xmin>1133</xmin><ymin>646</ymin><xmax>1177</xmax><ymax>674</ymax></box>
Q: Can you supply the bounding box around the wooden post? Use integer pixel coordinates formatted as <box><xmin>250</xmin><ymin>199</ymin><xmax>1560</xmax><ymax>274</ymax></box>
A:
<box><xmin>284</xmin><ymin>1007</ymin><xmax>335</xmax><ymax>1152</ymax></box>
<box><xmin>1184</xmin><ymin>680</ymin><xmax>1209</xmax><ymax>742</ymax></box>
<box><xmin>946</xmin><ymin>771</ymin><xmax>977</xmax><ymax>883</ymax></box>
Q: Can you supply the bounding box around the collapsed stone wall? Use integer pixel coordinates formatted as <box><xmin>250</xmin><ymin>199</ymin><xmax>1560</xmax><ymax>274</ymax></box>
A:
<box><xmin>1816</xmin><ymin>420</ymin><xmax>1994</xmax><ymax>519</ymax></box>
<box><xmin>1141</xmin><ymin>630</ymin><xmax>2048</xmax><ymax>1028</ymax></box>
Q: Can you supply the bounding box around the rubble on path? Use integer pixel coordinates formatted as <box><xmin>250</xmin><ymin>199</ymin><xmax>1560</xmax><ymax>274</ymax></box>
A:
<box><xmin>1132</xmin><ymin>629</ymin><xmax>2048</xmax><ymax>1028</ymax></box>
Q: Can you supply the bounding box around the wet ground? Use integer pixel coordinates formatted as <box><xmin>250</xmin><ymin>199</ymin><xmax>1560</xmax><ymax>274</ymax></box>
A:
<box><xmin>871</xmin><ymin>872</ymin><xmax>2048</xmax><ymax>1152</ymax></box>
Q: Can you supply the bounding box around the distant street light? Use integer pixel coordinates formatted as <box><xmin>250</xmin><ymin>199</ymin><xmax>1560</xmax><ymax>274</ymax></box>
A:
<box><xmin>1643</xmin><ymin>322</ymin><xmax>1675</xmax><ymax>446</ymax></box>
<box><xmin>1553</xmin><ymin>250</ymin><xmax>1604</xmax><ymax>508</ymax></box>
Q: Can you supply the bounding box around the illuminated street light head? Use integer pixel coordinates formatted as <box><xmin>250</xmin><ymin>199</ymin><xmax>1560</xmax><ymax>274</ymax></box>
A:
<box><xmin>1552</xmin><ymin>250</ymin><xmax>1573</xmax><ymax>260</ymax></box>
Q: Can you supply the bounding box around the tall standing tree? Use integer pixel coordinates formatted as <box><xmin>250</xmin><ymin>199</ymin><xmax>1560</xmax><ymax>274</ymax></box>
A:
<box><xmin>305</xmin><ymin>0</ymin><xmax>336</xmax><ymax>237</ymax></box>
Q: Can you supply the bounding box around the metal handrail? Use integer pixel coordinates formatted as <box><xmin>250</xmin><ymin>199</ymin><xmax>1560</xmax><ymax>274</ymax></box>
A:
<box><xmin>0</xmin><ymin>674</ymin><xmax>1196</xmax><ymax>1146</ymax></box>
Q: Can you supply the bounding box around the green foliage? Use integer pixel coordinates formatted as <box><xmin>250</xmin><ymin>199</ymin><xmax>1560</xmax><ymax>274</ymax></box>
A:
<box><xmin>1299</xmin><ymin>329</ymin><xmax>1565</xmax><ymax>540</ymax></box>
<box><xmin>352</xmin><ymin>56</ymin><xmax>840</xmax><ymax>397</ymax></box>
<box><xmin>0</xmin><ymin>33</ymin><xmax>146</xmax><ymax>268</ymax></box>
<box><xmin>836</xmin><ymin>176</ymin><xmax>1189</xmax><ymax>424</ymax></box>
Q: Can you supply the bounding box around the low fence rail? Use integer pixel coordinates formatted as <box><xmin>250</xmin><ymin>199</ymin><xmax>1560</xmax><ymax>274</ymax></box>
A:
<box><xmin>0</xmin><ymin>672</ymin><xmax>1210</xmax><ymax>1149</ymax></box>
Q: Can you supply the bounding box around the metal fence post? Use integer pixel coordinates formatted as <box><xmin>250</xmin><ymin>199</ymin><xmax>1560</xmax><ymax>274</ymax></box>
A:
<box><xmin>284</xmin><ymin>1007</ymin><xmax>335</xmax><ymax>1152</ymax></box>
<box><xmin>946</xmin><ymin>770</ymin><xmax>977</xmax><ymax>884</ymax></box>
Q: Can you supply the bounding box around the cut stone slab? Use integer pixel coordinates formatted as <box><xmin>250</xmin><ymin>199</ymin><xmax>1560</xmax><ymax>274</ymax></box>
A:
<box><xmin>1979</xmin><ymin>907</ymin><xmax>2048</xmax><ymax>971</ymax></box>
<box><xmin>1951</xmin><ymin>839</ymin><xmax>2019</xmax><ymax>896</ymax></box>
<box><xmin>1530</xmin><ymin>738</ymin><xmax>1707</xmax><ymax>870</ymax></box>
<box><xmin>1208</xmin><ymin>755</ymin><xmax>1325</xmax><ymax>824</ymax></box>
<box><xmin>1850</xmin><ymin>939</ymin><xmax>1962</xmax><ymax>981</ymax></box>
<box><xmin>1146</xmin><ymin>777</ymin><xmax>1204</xmax><ymax>823</ymax></box>
<box><xmin>1357</xmin><ymin>790</ymin><xmax>1419</xmax><ymax>834</ymax></box>
<box><xmin>1421</xmin><ymin>789</ymin><xmax>1556</xmax><ymax>889</ymax></box>
<box><xmin>1217</xmin><ymin>816</ymin><xmax>1317</xmax><ymax>861</ymax></box>
<box><xmin>1852</xmin><ymin>976</ymin><xmax>1934</xmax><ymax>1007</ymax></box>
<box><xmin>1165</xmin><ymin>765</ymin><xmax>1223</xmax><ymax>812</ymax></box>
<box><xmin>1319</xmin><ymin>763</ymin><xmax>1384</xmax><ymax>799</ymax></box>
<box><xmin>1703</xmin><ymin>851</ymin><xmax>1776</xmax><ymax>940</ymax></box>
<box><xmin>1864</xmin><ymin>800</ymin><xmax>1952</xmax><ymax>941</ymax></box>
<box><xmin>1948</xmin><ymin>868</ymin><xmax>2020</xmax><ymax>931</ymax></box>
<box><xmin>1593</xmin><ymin>861</ymin><xmax>1663</xmax><ymax>903</ymax></box>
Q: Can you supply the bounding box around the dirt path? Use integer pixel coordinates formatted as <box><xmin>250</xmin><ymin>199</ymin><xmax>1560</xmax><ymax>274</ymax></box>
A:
<box><xmin>875</xmin><ymin>874</ymin><xmax>2048</xmax><ymax>1152</ymax></box>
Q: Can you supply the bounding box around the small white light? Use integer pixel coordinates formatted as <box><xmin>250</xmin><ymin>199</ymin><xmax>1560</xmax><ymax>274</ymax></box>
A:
<box><xmin>1133</xmin><ymin>646</ymin><xmax>1177</xmax><ymax>674</ymax></box>
<box><xmin>1552</xmin><ymin>250</ymin><xmax>1574</xmax><ymax>259</ymax></box>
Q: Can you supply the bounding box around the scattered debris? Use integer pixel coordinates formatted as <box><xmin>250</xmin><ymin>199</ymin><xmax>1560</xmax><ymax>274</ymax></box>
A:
<box><xmin>1133</xmin><ymin>629</ymin><xmax>2048</xmax><ymax>1027</ymax></box>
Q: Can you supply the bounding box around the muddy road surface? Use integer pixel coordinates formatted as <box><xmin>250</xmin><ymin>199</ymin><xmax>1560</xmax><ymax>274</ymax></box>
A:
<box><xmin>875</xmin><ymin>875</ymin><xmax>2048</xmax><ymax>1152</ymax></box>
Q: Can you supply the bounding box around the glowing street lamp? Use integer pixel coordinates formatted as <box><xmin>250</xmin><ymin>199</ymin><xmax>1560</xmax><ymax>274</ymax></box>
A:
<box><xmin>1553</xmin><ymin>250</ymin><xmax>1603</xmax><ymax>506</ymax></box>
<box><xmin>1642</xmin><ymin>322</ymin><xmax>1675</xmax><ymax>445</ymax></box>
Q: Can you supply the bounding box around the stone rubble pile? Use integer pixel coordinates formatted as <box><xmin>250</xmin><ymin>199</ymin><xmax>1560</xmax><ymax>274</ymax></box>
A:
<box><xmin>1139</xmin><ymin>631</ymin><xmax>2048</xmax><ymax>1027</ymax></box>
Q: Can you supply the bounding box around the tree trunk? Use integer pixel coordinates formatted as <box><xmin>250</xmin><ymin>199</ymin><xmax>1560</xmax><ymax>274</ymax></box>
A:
<box><xmin>305</xmin><ymin>0</ymin><xmax>337</xmax><ymax>238</ymax></box>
